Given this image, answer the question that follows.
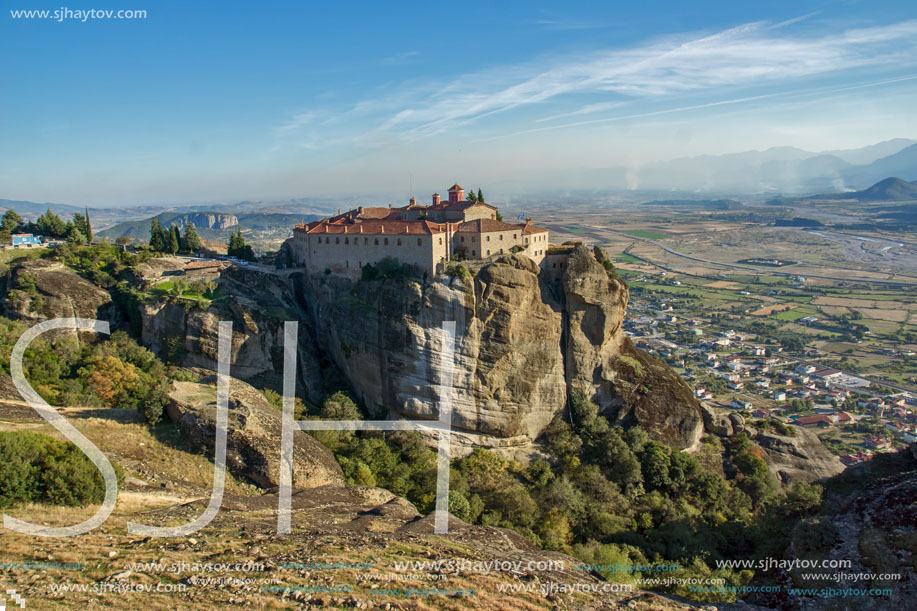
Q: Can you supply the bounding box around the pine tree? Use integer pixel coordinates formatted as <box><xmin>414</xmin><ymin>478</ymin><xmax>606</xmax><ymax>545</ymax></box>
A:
<box><xmin>36</xmin><ymin>209</ymin><xmax>67</xmax><ymax>238</ymax></box>
<box><xmin>1</xmin><ymin>209</ymin><xmax>22</xmax><ymax>233</ymax></box>
<box><xmin>477</xmin><ymin>188</ymin><xmax>484</xmax><ymax>202</ymax></box>
<box><xmin>182</xmin><ymin>221</ymin><xmax>201</xmax><ymax>253</ymax></box>
<box><xmin>467</xmin><ymin>189</ymin><xmax>476</xmax><ymax>202</ymax></box>
<box><xmin>150</xmin><ymin>218</ymin><xmax>165</xmax><ymax>251</ymax></box>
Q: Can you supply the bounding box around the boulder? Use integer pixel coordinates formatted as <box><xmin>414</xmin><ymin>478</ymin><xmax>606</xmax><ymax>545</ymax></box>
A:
<box><xmin>167</xmin><ymin>378</ymin><xmax>344</xmax><ymax>489</ymax></box>
<box><xmin>2</xmin><ymin>259</ymin><xmax>117</xmax><ymax>336</ymax></box>
<box><xmin>752</xmin><ymin>427</ymin><xmax>845</xmax><ymax>484</ymax></box>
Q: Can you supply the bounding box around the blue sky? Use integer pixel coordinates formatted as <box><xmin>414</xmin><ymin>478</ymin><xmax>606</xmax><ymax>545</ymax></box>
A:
<box><xmin>2</xmin><ymin>0</ymin><xmax>916</xmax><ymax>205</ymax></box>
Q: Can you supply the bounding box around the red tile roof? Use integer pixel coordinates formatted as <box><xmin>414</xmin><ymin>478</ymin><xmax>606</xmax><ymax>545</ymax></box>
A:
<box><xmin>455</xmin><ymin>218</ymin><xmax>549</xmax><ymax>234</ymax></box>
<box><xmin>448</xmin><ymin>184</ymin><xmax>463</xmax><ymax>191</ymax></box>
<box><xmin>185</xmin><ymin>260</ymin><xmax>223</xmax><ymax>270</ymax></box>
<box><xmin>301</xmin><ymin>219</ymin><xmax>450</xmax><ymax>235</ymax></box>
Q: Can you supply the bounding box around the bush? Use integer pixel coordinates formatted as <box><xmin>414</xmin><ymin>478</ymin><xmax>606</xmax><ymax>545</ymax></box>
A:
<box><xmin>0</xmin><ymin>431</ymin><xmax>123</xmax><ymax>508</ymax></box>
<box><xmin>444</xmin><ymin>263</ymin><xmax>471</xmax><ymax>278</ymax></box>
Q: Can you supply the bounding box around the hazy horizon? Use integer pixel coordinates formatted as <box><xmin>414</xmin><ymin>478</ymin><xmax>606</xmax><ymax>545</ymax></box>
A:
<box><xmin>3</xmin><ymin>1</ymin><xmax>917</xmax><ymax>206</ymax></box>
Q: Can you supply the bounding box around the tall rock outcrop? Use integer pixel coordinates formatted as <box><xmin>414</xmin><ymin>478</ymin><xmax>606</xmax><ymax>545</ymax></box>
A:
<box><xmin>139</xmin><ymin>246</ymin><xmax>704</xmax><ymax>450</ymax></box>
<box><xmin>306</xmin><ymin>246</ymin><xmax>703</xmax><ymax>449</ymax></box>
<box><xmin>140</xmin><ymin>267</ymin><xmax>324</xmax><ymax>401</ymax></box>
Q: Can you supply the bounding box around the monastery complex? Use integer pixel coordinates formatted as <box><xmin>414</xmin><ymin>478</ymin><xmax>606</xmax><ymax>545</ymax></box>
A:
<box><xmin>290</xmin><ymin>184</ymin><xmax>551</xmax><ymax>279</ymax></box>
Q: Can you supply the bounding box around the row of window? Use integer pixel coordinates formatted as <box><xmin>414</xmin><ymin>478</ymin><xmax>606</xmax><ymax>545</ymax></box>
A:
<box><xmin>315</xmin><ymin>236</ymin><xmax>444</xmax><ymax>246</ymax></box>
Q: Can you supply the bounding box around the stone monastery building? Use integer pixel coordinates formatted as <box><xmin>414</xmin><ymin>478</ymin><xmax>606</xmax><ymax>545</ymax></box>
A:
<box><xmin>290</xmin><ymin>184</ymin><xmax>549</xmax><ymax>278</ymax></box>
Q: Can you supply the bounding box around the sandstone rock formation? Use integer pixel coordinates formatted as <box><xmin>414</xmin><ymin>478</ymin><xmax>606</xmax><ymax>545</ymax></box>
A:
<box><xmin>140</xmin><ymin>246</ymin><xmax>704</xmax><ymax>450</ymax></box>
<box><xmin>2</xmin><ymin>259</ymin><xmax>117</xmax><ymax>334</ymax></box>
<box><xmin>141</xmin><ymin>267</ymin><xmax>324</xmax><ymax>400</ymax></box>
<box><xmin>308</xmin><ymin>246</ymin><xmax>703</xmax><ymax>449</ymax></box>
<box><xmin>752</xmin><ymin>426</ymin><xmax>845</xmax><ymax>484</ymax></box>
<box><xmin>167</xmin><ymin>377</ymin><xmax>345</xmax><ymax>489</ymax></box>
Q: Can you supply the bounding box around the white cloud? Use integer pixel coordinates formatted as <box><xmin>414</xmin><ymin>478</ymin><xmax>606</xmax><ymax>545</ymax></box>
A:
<box><xmin>350</xmin><ymin>19</ymin><xmax>917</xmax><ymax>141</ymax></box>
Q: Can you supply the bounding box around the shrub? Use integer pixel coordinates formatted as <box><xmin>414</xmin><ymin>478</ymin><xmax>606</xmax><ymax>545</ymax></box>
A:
<box><xmin>0</xmin><ymin>431</ymin><xmax>123</xmax><ymax>508</ymax></box>
<box><xmin>444</xmin><ymin>263</ymin><xmax>471</xmax><ymax>278</ymax></box>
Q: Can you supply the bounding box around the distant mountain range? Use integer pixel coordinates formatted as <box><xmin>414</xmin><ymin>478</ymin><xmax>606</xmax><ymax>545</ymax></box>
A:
<box><xmin>491</xmin><ymin>138</ymin><xmax>917</xmax><ymax>195</ymax></box>
<box><xmin>0</xmin><ymin>198</ymin><xmax>335</xmax><ymax>232</ymax></box>
<box><xmin>811</xmin><ymin>177</ymin><xmax>917</xmax><ymax>202</ymax></box>
<box><xmin>628</xmin><ymin>139</ymin><xmax>917</xmax><ymax>193</ymax></box>
<box><xmin>97</xmin><ymin>211</ymin><xmax>323</xmax><ymax>241</ymax></box>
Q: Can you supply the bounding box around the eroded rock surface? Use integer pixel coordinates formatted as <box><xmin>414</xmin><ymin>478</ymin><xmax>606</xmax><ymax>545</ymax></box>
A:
<box><xmin>167</xmin><ymin>377</ymin><xmax>345</xmax><ymax>489</ymax></box>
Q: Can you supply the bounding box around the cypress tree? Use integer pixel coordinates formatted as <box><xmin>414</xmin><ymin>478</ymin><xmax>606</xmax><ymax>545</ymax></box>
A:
<box><xmin>168</xmin><ymin>225</ymin><xmax>179</xmax><ymax>254</ymax></box>
<box><xmin>150</xmin><ymin>218</ymin><xmax>165</xmax><ymax>251</ymax></box>
<box><xmin>84</xmin><ymin>207</ymin><xmax>92</xmax><ymax>243</ymax></box>
<box><xmin>477</xmin><ymin>188</ymin><xmax>484</xmax><ymax>202</ymax></box>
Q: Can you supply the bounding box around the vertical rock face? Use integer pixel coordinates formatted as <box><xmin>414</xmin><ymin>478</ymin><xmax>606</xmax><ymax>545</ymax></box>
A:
<box><xmin>313</xmin><ymin>255</ymin><xmax>567</xmax><ymax>440</ymax></box>
<box><xmin>140</xmin><ymin>267</ymin><xmax>324</xmax><ymax>401</ymax></box>
<box><xmin>309</xmin><ymin>246</ymin><xmax>703</xmax><ymax>449</ymax></box>
<box><xmin>139</xmin><ymin>246</ymin><xmax>704</xmax><ymax>450</ymax></box>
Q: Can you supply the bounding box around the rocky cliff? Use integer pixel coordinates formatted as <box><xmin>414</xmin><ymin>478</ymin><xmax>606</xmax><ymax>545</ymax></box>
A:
<box><xmin>306</xmin><ymin>246</ymin><xmax>703</xmax><ymax>450</ymax></box>
<box><xmin>2</xmin><ymin>259</ymin><xmax>120</xmax><ymax>337</ymax></box>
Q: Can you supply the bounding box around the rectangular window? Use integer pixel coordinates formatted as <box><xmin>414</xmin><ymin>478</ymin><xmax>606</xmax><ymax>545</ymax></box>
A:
<box><xmin>345</xmin><ymin>237</ymin><xmax>349</xmax><ymax>244</ymax></box>
<box><xmin>397</xmin><ymin>238</ymin><xmax>402</xmax><ymax>246</ymax></box>
<box><xmin>384</xmin><ymin>238</ymin><xmax>389</xmax><ymax>245</ymax></box>
<box><xmin>417</xmin><ymin>238</ymin><xmax>423</xmax><ymax>246</ymax></box>
<box><xmin>336</xmin><ymin>237</ymin><xmax>340</xmax><ymax>244</ymax></box>
<box><xmin>375</xmin><ymin>238</ymin><xmax>379</xmax><ymax>245</ymax></box>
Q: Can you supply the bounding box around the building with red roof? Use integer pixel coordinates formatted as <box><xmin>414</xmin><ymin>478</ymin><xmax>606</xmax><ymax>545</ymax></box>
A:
<box><xmin>288</xmin><ymin>185</ymin><xmax>549</xmax><ymax>279</ymax></box>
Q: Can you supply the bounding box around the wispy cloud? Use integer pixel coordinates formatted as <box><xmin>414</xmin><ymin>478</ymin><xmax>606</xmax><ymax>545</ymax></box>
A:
<box><xmin>275</xmin><ymin>19</ymin><xmax>917</xmax><ymax>149</ymax></box>
<box><xmin>383</xmin><ymin>20</ymin><xmax>917</xmax><ymax>137</ymax></box>
<box><xmin>379</xmin><ymin>50</ymin><xmax>420</xmax><ymax>65</ymax></box>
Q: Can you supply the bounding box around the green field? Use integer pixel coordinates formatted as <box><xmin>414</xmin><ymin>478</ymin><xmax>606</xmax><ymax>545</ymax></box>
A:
<box><xmin>615</xmin><ymin>253</ymin><xmax>642</xmax><ymax>264</ymax></box>
<box><xmin>621</xmin><ymin>230</ymin><xmax>669</xmax><ymax>240</ymax></box>
<box><xmin>773</xmin><ymin>309</ymin><xmax>811</xmax><ymax>321</ymax></box>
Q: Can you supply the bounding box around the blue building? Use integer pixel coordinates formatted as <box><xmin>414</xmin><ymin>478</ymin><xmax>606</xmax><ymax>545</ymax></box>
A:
<box><xmin>11</xmin><ymin>233</ymin><xmax>42</xmax><ymax>247</ymax></box>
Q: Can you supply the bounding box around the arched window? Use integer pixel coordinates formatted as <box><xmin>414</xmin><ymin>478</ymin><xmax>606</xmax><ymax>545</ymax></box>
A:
<box><xmin>397</xmin><ymin>238</ymin><xmax>402</xmax><ymax>246</ymax></box>
<box><xmin>486</xmin><ymin>236</ymin><xmax>490</xmax><ymax>242</ymax></box>
<box><xmin>472</xmin><ymin>250</ymin><xmax>476</xmax><ymax>256</ymax></box>
<box><xmin>345</xmin><ymin>237</ymin><xmax>349</xmax><ymax>244</ymax></box>
<box><xmin>375</xmin><ymin>238</ymin><xmax>379</xmax><ymax>245</ymax></box>
<box><xmin>384</xmin><ymin>238</ymin><xmax>389</xmax><ymax>245</ymax></box>
<box><xmin>461</xmin><ymin>236</ymin><xmax>465</xmax><ymax>243</ymax></box>
<box><xmin>438</xmin><ymin>237</ymin><xmax>443</xmax><ymax>245</ymax></box>
<box><xmin>417</xmin><ymin>238</ymin><xmax>422</xmax><ymax>246</ymax></box>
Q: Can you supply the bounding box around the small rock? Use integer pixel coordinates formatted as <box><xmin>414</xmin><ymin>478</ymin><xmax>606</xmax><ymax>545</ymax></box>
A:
<box><xmin>108</xmin><ymin>551</ymin><xmax>118</xmax><ymax>559</ymax></box>
<box><xmin>110</xmin><ymin>570</ymin><xmax>132</xmax><ymax>580</ymax></box>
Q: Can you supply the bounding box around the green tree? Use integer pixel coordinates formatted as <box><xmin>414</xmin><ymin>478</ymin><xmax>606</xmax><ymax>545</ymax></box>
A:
<box><xmin>66</xmin><ymin>227</ymin><xmax>87</xmax><ymax>246</ymax></box>
<box><xmin>149</xmin><ymin>218</ymin><xmax>166</xmax><ymax>251</ymax></box>
<box><xmin>35</xmin><ymin>209</ymin><xmax>67</xmax><ymax>238</ymax></box>
<box><xmin>477</xmin><ymin>188</ymin><xmax>484</xmax><ymax>202</ymax></box>
<box><xmin>227</xmin><ymin>228</ymin><xmax>255</xmax><ymax>261</ymax></box>
<box><xmin>1</xmin><ymin>209</ymin><xmax>22</xmax><ymax>233</ymax></box>
<box><xmin>182</xmin><ymin>221</ymin><xmax>202</xmax><ymax>253</ymax></box>
<box><xmin>467</xmin><ymin>189</ymin><xmax>477</xmax><ymax>202</ymax></box>
<box><xmin>168</xmin><ymin>224</ymin><xmax>180</xmax><ymax>254</ymax></box>
<box><xmin>72</xmin><ymin>211</ymin><xmax>93</xmax><ymax>244</ymax></box>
